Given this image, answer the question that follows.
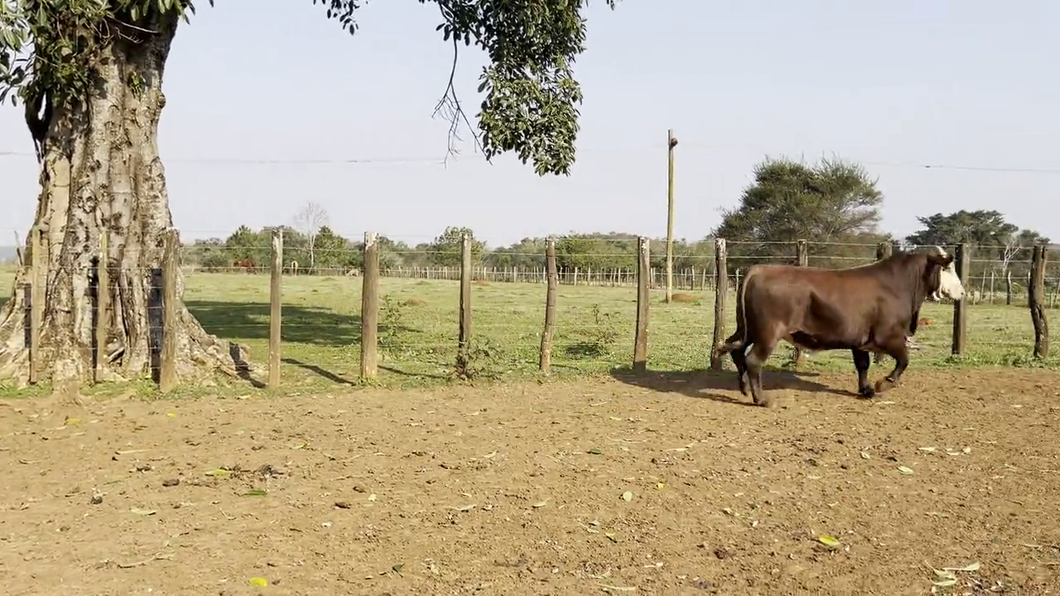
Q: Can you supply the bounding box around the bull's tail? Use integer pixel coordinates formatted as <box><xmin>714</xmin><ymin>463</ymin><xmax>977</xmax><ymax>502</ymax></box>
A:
<box><xmin>715</xmin><ymin>266</ymin><xmax>760</xmax><ymax>357</ymax></box>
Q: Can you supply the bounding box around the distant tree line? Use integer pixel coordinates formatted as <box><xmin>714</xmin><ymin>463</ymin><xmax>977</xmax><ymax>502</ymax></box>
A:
<box><xmin>180</xmin><ymin>156</ymin><xmax>1057</xmax><ymax>284</ymax></box>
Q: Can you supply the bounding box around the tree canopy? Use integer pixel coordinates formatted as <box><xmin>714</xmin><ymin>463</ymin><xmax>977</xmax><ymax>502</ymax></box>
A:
<box><xmin>711</xmin><ymin>156</ymin><xmax>888</xmax><ymax>263</ymax></box>
<box><xmin>905</xmin><ymin>210</ymin><xmax>1049</xmax><ymax>249</ymax></box>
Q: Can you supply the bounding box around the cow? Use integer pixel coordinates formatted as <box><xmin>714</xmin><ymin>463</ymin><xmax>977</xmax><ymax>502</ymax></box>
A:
<box><xmin>233</xmin><ymin>258</ymin><xmax>255</xmax><ymax>273</ymax></box>
<box><xmin>715</xmin><ymin>246</ymin><xmax>965</xmax><ymax>407</ymax></box>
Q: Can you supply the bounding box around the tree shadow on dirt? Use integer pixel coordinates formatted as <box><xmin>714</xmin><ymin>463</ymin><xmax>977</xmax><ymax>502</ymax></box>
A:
<box><xmin>609</xmin><ymin>366</ymin><xmax>857</xmax><ymax>406</ymax></box>
<box><xmin>186</xmin><ymin>300</ymin><xmax>415</xmax><ymax>348</ymax></box>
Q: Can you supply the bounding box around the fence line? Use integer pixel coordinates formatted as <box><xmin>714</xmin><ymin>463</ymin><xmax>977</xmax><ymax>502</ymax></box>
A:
<box><xmin>7</xmin><ymin>235</ymin><xmax>1054</xmax><ymax>390</ymax></box>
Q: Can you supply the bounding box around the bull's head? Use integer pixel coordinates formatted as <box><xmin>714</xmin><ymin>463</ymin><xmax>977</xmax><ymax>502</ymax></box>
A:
<box><xmin>925</xmin><ymin>246</ymin><xmax>964</xmax><ymax>302</ymax></box>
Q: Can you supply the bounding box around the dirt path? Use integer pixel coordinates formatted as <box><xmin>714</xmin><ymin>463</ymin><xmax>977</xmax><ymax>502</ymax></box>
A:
<box><xmin>1</xmin><ymin>369</ymin><xmax>1059</xmax><ymax>595</ymax></box>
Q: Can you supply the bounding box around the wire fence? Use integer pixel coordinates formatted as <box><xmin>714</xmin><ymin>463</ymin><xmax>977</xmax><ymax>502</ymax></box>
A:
<box><xmin>0</xmin><ymin>233</ymin><xmax>1054</xmax><ymax>390</ymax></box>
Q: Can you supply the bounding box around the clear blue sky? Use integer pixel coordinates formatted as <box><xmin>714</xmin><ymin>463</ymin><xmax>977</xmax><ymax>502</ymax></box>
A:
<box><xmin>1</xmin><ymin>0</ymin><xmax>1058</xmax><ymax>248</ymax></box>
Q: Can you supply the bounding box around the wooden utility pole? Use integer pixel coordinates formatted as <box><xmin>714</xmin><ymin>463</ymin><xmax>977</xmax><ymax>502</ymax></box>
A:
<box><xmin>664</xmin><ymin>129</ymin><xmax>678</xmax><ymax>303</ymax></box>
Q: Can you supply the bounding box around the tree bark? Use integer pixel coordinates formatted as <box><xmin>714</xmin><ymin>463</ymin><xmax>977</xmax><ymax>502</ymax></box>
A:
<box><xmin>0</xmin><ymin>15</ymin><xmax>246</xmax><ymax>389</ymax></box>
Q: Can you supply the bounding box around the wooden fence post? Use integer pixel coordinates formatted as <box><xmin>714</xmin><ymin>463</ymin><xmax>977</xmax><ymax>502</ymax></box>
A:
<box><xmin>874</xmin><ymin>241</ymin><xmax>893</xmax><ymax>364</ymax></box>
<box><xmin>1030</xmin><ymin>245</ymin><xmax>1049</xmax><ymax>358</ymax></box>
<box><xmin>456</xmin><ymin>233</ymin><xmax>472</xmax><ymax>375</ymax></box>
<box><xmin>159</xmin><ymin>229</ymin><xmax>179</xmax><ymax>392</ymax></box>
<box><xmin>95</xmin><ymin>232</ymin><xmax>110</xmax><ymax>382</ymax></box>
<box><xmin>28</xmin><ymin>227</ymin><xmax>45</xmax><ymax>384</ymax></box>
<box><xmin>539</xmin><ymin>237</ymin><xmax>558</xmax><ymax>373</ymax></box>
<box><xmin>361</xmin><ymin>232</ymin><xmax>380</xmax><ymax>378</ymax></box>
<box><xmin>795</xmin><ymin>239</ymin><xmax>809</xmax><ymax>267</ymax></box>
<box><xmin>710</xmin><ymin>238</ymin><xmax>728</xmax><ymax>371</ymax></box>
<box><xmin>876</xmin><ymin>241</ymin><xmax>892</xmax><ymax>261</ymax></box>
<box><xmin>665</xmin><ymin>128</ymin><xmax>678</xmax><ymax>303</ymax></box>
<box><xmin>268</xmin><ymin>228</ymin><xmax>283</xmax><ymax>389</ymax></box>
<box><xmin>789</xmin><ymin>239</ymin><xmax>809</xmax><ymax>366</ymax></box>
<box><xmin>633</xmin><ymin>237</ymin><xmax>650</xmax><ymax>371</ymax></box>
<box><xmin>951</xmin><ymin>243</ymin><xmax>971</xmax><ymax>356</ymax></box>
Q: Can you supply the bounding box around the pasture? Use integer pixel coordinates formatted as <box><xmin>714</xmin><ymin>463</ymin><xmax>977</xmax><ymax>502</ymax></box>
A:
<box><xmin>1</xmin><ymin>269</ymin><xmax>1059</xmax><ymax>594</ymax></box>
<box><xmin>1</xmin><ymin>268</ymin><xmax>1053</xmax><ymax>396</ymax></box>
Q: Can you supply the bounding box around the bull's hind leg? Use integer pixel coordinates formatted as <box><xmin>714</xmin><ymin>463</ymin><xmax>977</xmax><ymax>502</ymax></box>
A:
<box><xmin>873</xmin><ymin>336</ymin><xmax>910</xmax><ymax>394</ymax></box>
<box><xmin>730</xmin><ymin>349</ymin><xmax>750</xmax><ymax>396</ymax></box>
<box><xmin>851</xmin><ymin>349</ymin><xmax>874</xmax><ymax>398</ymax></box>
<box><xmin>719</xmin><ymin>330</ymin><xmax>750</xmax><ymax>396</ymax></box>
<box><xmin>745</xmin><ymin>340</ymin><xmax>778</xmax><ymax>407</ymax></box>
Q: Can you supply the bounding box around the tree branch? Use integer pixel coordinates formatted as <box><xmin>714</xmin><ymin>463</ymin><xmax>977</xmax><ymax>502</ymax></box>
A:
<box><xmin>430</xmin><ymin>2</ymin><xmax>483</xmax><ymax>167</ymax></box>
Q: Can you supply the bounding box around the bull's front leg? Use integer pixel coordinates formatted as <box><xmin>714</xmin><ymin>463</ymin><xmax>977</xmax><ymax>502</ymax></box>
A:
<box><xmin>851</xmin><ymin>349</ymin><xmax>874</xmax><ymax>398</ymax></box>
<box><xmin>874</xmin><ymin>337</ymin><xmax>910</xmax><ymax>394</ymax></box>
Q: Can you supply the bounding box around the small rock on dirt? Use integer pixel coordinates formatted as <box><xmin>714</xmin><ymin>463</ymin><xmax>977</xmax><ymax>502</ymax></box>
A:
<box><xmin>89</xmin><ymin>494</ymin><xmax>103</xmax><ymax>505</ymax></box>
<box><xmin>334</xmin><ymin>501</ymin><xmax>352</xmax><ymax>509</ymax></box>
<box><xmin>162</xmin><ymin>478</ymin><xmax>180</xmax><ymax>487</ymax></box>
<box><xmin>692</xmin><ymin>578</ymin><xmax>716</xmax><ymax>592</ymax></box>
<box><xmin>713</xmin><ymin>547</ymin><xmax>731</xmax><ymax>560</ymax></box>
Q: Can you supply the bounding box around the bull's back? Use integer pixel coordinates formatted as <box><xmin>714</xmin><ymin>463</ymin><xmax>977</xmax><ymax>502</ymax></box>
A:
<box><xmin>743</xmin><ymin>264</ymin><xmax>890</xmax><ymax>347</ymax></box>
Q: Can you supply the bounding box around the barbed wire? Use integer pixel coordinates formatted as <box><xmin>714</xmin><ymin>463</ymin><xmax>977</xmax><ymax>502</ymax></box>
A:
<box><xmin>5</xmin><ymin>145</ymin><xmax>1060</xmax><ymax>175</ymax></box>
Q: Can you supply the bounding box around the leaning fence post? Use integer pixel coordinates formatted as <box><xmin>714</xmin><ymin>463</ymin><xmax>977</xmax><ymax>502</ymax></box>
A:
<box><xmin>951</xmin><ymin>243</ymin><xmax>971</xmax><ymax>356</ymax></box>
<box><xmin>456</xmin><ymin>233</ymin><xmax>472</xmax><ymax>376</ymax></box>
<box><xmin>159</xmin><ymin>229</ymin><xmax>180</xmax><ymax>392</ymax></box>
<box><xmin>361</xmin><ymin>232</ymin><xmax>380</xmax><ymax>378</ymax></box>
<box><xmin>1030</xmin><ymin>245</ymin><xmax>1049</xmax><ymax>359</ymax></box>
<box><xmin>633</xmin><ymin>237</ymin><xmax>650</xmax><ymax>371</ymax></box>
<box><xmin>268</xmin><ymin>228</ymin><xmax>283</xmax><ymax>389</ymax></box>
<box><xmin>539</xmin><ymin>237</ymin><xmax>558</xmax><ymax>373</ymax></box>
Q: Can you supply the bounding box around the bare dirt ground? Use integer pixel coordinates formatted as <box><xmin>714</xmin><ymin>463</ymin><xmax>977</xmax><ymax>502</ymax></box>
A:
<box><xmin>2</xmin><ymin>369</ymin><xmax>1059</xmax><ymax>596</ymax></box>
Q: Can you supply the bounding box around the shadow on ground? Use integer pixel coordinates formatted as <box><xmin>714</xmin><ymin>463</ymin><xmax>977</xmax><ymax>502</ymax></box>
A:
<box><xmin>609</xmin><ymin>366</ymin><xmax>857</xmax><ymax>406</ymax></box>
<box><xmin>186</xmin><ymin>300</ymin><xmax>416</xmax><ymax>348</ymax></box>
<box><xmin>282</xmin><ymin>357</ymin><xmax>356</xmax><ymax>385</ymax></box>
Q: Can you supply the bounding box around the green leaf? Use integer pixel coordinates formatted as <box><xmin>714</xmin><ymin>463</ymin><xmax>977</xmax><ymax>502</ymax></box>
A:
<box><xmin>244</xmin><ymin>488</ymin><xmax>268</xmax><ymax>497</ymax></box>
<box><xmin>816</xmin><ymin>534</ymin><xmax>841</xmax><ymax>549</ymax></box>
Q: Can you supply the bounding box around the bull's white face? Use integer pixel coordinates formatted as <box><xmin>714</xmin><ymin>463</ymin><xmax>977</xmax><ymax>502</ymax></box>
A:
<box><xmin>932</xmin><ymin>246</ymin><xmax>965</xmax><ymax>302</ymax></box>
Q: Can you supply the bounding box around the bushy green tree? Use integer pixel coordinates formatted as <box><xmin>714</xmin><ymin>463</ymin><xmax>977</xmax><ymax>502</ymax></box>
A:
<box><xmin>713</xmin><ymin>156</ymin><xmax>886</xmax><ymax>266</ymax></box>
<box><xmin>428</xmin><ymin>227</ymin><xmax>486</xmax><ymax>266</ymax></box>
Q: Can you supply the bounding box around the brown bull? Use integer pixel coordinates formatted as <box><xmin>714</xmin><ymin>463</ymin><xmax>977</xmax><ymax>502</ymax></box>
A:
<box><xmin>715</xmin><ymin>246</ymin><xmax>965</xmax><ymax>407</ymax></box>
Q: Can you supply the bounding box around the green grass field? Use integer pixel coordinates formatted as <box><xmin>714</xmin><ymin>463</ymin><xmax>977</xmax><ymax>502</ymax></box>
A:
<box><xmin>0</xmin><ymin>267</ymin><xmax>1054</xmax><ymax>394</ymax></box>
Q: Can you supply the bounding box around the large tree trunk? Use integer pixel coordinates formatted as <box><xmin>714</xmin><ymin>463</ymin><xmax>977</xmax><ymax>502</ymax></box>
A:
<box><xmin>0</xmin><ymin>15</ymin><xmax>246</xmax><ymax>390</ymax></box>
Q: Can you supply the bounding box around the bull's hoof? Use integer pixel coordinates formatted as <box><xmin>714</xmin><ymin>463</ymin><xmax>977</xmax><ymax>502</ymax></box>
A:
<box><xmin>874</xmin><ymin>378</ymin><xmax>896</xmax><ymax>394</ymax></box>
<box><xmin>753</xmin><ymin>396</ymin><xmax>774</xmax><ymax>408</ymax></box>
<box><xmin>857</xmin><ymin>386</ymin><xmax>875</xmax><ymax>399</ymax></box>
